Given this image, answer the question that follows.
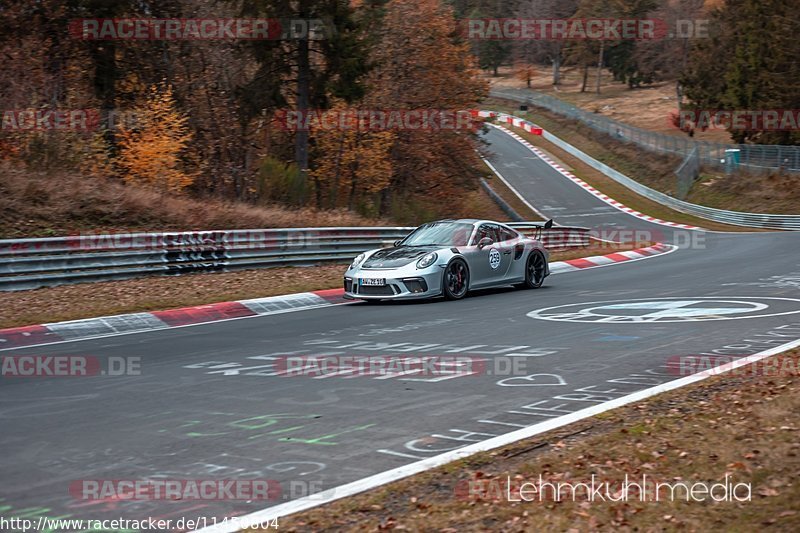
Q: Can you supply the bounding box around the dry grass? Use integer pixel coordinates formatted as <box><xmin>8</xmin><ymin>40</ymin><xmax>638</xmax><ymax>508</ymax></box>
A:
<box><xmin>270</xmin><ymin>349</ymin><xmax>800</xmax><ymax>532</ymax></box>
<box><xmin>489</xmin><ymin>66</ymin><xmax>733</xmax><ymax>143</ymax></box>
<box><xmin>687</xmin><ymin>172</ymin><xmax>800</xmax><ymax>215</ymax></box>
<box><xmin>0</xmin><ymin>163</ymin><xmax>527</xmax><ymax>239</ymax></box>
<box><xmin>0</xmin><ymin>243</ymin><xmax>645</xmax><ymax>328</ymax></box>
<box><xmin>0</xmin><ymin>164</ymin><xmax>388</xmax><ymax>238</ymax></box>
<box><xmin>451</xmin><ymin>188</ymin><xmax>512</xmax><ymax>222</ymax></box>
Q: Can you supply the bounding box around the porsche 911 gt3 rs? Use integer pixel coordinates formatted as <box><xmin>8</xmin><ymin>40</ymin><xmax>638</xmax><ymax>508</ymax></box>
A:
<box><xmin>343</xmin><ymin>219</ymin><xmax>551</xmax><ymax>301</ymax></box>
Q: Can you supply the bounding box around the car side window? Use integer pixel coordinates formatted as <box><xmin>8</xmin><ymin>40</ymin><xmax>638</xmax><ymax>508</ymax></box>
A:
<box><xmin>486</xmin><ymin>224</ymin><xmax>502</xmax><ymax>243</ymax></box>
<box><xmin>499</xmin><ymin>228</ymin><xmax>517</xmax><ymax>242</ymax></box>
<box><xmin>472</xmin><ymin>224</ymin><xmax>494</xmax><ymax>245</ymax></box>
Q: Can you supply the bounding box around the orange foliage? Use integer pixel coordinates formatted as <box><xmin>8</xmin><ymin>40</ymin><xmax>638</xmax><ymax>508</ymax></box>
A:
<box><xmin>515</xmin><ymin>63</ymin><xmax>537</xmax><ymax>87</ymax></box>
<box><xmin>117</xmin><ymin>84</ymin><xmax>196</xmax><ymax>192</ymax></box>
<box><xmin>363</xmin><ymin>0</ymin><xmax>489</xmax><ymax>210</ymax></box>
<box><xmin>311</xmin><ymin>102</ymin><xmax>395</xmax><ymax>208</ymax></box>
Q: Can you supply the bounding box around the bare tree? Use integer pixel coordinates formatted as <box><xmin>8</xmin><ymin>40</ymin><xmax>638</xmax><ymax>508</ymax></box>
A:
<box><xmin>634</xmin><ymin>0</ymin><xmax>706</xmax><ymax>111</ymax></box>
<box><xmin>514</xmin><ymin>0</ymin><xmax>578</xmax><ymax>87</ymax></box>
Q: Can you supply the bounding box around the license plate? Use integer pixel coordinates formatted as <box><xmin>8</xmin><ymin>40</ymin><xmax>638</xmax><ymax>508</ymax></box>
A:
<box><xmin>360</xmin><ymin>278</ymin><xmax>385</xmax><ymax>286</ymax></box>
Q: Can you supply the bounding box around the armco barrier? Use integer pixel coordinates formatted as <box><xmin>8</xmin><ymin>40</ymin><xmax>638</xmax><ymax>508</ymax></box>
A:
<box><xmin>483</xmin><ymin>111</ymin><xmax>800</xmax><ymax>230</ymax></box>
<box><xmin>0</xmin><ymin>224</ymin><xmax>589</xmax><ymax>291</ymax></box>
<box><xmin>479</xmin><ymin>178</ymin><xmax>523</xmax><ymax>222</ymax></box>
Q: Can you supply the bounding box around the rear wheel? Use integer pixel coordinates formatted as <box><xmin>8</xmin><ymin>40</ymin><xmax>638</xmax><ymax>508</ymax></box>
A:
<box><xmin>443</xmin><ymin>258</ymin><xmax>469</xmax><ymax>300</ymax></box>
<box><xmin>518</xmin><ymin>251</ymin><xmax>546</xmax><ymax>289</ymax></box>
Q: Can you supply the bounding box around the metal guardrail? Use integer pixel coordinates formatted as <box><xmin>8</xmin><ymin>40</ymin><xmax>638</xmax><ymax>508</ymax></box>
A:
<box><xmin>0</xmin><ymin>225</ymin><xmax>590</xmax><ymax>291</ymax></box>
<box><xmin>491</xmin><ymin>88</ymin><xmax>800</xmax><ymax>175</ymax></box>
<box><xmin>485</xmin><ymin>111</ymin><xmax>800</xmax><ymax>230</ymax></box>
<box><xmin>479</xmin><ymin>178</ymin><xmax>523</xmax><ymax>221</ymax></box>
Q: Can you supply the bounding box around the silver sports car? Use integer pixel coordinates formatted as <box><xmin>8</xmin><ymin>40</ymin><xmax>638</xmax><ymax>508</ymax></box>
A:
<box><xmin>344</xmin><ymin>219</ymin><xmax>552</xmax><ymax>301</ymax></box>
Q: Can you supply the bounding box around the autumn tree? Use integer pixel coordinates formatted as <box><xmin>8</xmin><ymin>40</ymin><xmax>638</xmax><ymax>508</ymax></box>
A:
<box><xmin>514</xmin><ymin>63</ymin><xmax>537</xmax><ymax>88</ymax></box>
<box><xmin>117</xmin><ymin>83</ymin><xmax>196</xmax><ymax>192</ymax></box>
<box><xmin>364</xmin><ymin>0</ymin><xmax>488</xmax><ymax>216</ymax></box>
<box><xmin>310</xmin><ymin>102</ymin><xmax>394</xmax><ymax>211</ymax></box>
<box><xmin>237</xmin><ymin>0</ymin><xmax>371</xmax><ymax>202</ymax></box>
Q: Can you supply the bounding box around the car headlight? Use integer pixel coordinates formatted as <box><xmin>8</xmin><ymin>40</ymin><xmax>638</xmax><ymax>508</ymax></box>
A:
<box><xmin>416</xmin><ymin>252</ymin><xmax>437</xmax><ymax>269</ymax></box>
<box><xmin>349</xmin><ymin>253</ymin><xmax>365</xmax><ymax>270</ymax></box>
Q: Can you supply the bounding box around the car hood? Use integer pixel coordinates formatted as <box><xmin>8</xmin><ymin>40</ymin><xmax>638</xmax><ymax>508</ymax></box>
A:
<box><xmin>361</xmin><ymin>246</ymin><xmax>439</xmax><ymax>269</ymax></box>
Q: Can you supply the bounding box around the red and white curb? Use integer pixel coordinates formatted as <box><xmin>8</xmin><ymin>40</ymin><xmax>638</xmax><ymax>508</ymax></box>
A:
<box><xmin>0</xmin><ymin>289</ymin><xmax>348</xmax><ymax>351</ymax></box>
<box><xmin>485</xmin><ymin>116</ymin><xmax>702</xmax><ymax>231</ymax></box>
<box><xmin>549</xmin><ymin>242</ymin><xmax>675</xmax><ymax>273</ymax></box>
<box><xmin>0</xmin><ymin>245</ymin><xmax>674</xmax><ymax>351</ymax></box>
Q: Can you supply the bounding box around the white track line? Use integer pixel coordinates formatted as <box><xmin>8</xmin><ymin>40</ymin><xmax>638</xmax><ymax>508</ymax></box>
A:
<box><xmin>195</xmin><ymin>335</ymin><xmax>800</xmax><ymax>532</ymax></box>
<box><xmin>481</xmin><ymin>157</ymin><xmax>549</xmax><ymax>220</ymax></box>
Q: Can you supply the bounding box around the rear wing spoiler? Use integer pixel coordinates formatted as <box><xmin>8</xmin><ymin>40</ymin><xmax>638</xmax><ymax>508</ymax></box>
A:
<box><xmin>529</xmin><ymin>219</ymin><xmax>553</xmax><ymax>239</ymax></box>
<box><xmin>530</xmin><ymin>219</ymin><xmax>554</xmax><ymax>230</ymax></box>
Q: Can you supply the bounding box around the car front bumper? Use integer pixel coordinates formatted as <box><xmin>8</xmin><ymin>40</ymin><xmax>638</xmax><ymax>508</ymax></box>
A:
<box><xmin>343</xmin><ymin>264</ymin><xmax>445</xmax><ymax>300</ymax></box>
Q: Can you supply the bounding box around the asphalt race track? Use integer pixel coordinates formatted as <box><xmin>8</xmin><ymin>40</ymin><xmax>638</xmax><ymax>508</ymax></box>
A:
<box><xmin>2</xmin><ymin>126</ymin><xmax>799</xmax><ymax>528</ymax></box>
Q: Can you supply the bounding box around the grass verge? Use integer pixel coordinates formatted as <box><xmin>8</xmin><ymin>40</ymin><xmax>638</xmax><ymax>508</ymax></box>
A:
<box><xmin>0</xmin><ymin>164</ymin><xmax>510</xmax><ymax>238</ymax></box>
<box><xmin>480</xmin><ymin>166</ymin><xmax>544</xmax><ymax>221</ymax></box>
<box><xmin>264</xmin><ymin>348</ymin><xmax>800</xmax><ymax>531</ymax></box>
<box><xmin>0</xmin><ymin>166</ymin><xmax>387</xmax><ymax>239</ymax></box>
<box><xmin>0</xmin><ymin>242</ymin><xmax>646</xmax><ymax>328</ymax></box>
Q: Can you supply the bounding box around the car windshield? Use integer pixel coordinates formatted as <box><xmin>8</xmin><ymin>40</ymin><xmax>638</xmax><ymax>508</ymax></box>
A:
<box><xmin>400</xmin><ymin>222</ymin><xmax>473</xmax><ymax>247</ymax></box>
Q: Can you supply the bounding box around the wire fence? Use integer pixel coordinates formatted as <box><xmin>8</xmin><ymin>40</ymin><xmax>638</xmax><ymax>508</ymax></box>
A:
<box><xmin>491</xmin><ymin>88</ymin><xmax>800</xmax><ymax>175</ymax></box>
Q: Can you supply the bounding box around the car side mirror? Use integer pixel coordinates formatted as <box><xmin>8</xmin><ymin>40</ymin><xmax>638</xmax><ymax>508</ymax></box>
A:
<box><xmin>478</xmin><ymin>237</ymin><xmax>493</xmax><ymax>249</ymax></box>
<box><xmin>393</xmin><ymin>240</ymin><xmax>402</xmax><ymax>247</ymax></box>
<box><xmin>544</xmin><ymin>219</ymin><xmax>554</xmax><ymax>229</ymax></box>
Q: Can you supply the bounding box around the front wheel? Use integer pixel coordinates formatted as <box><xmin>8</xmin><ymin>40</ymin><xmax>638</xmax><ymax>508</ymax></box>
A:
<box><xmin>443</xmin><ymin>258</ymin><xmax>469</xmax><ymax>300</ymax></box>
<box><xmin>518</xmin><ymin>251</ymin><xmax>546</xmax><ymax>289</ymax></box>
